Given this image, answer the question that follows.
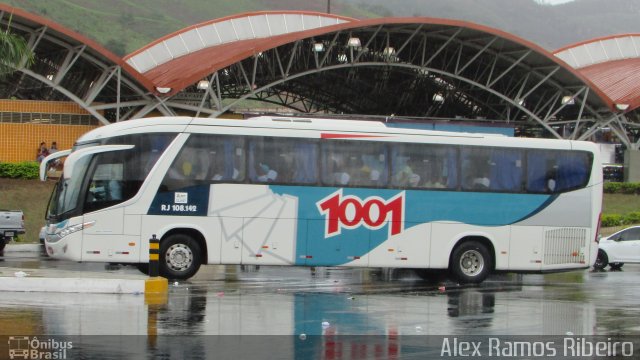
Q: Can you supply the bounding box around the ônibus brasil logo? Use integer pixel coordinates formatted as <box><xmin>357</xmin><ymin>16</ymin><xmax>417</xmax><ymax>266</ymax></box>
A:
<box><xmin>316</xmin><ymin>190</ymin><xmax>404</xmax><ymax>238</ymax></box>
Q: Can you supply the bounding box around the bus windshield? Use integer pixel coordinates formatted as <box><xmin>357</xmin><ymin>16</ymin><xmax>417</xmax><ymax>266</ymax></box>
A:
<box><xmin>47</xmin><ymin>155</ymin><xmax>92</xmax><ymax>221</ymax></box>
<box><xmin>46</xmin><ymin>133</ymin><xmax>176</xmax><ymax>222</ymax></box>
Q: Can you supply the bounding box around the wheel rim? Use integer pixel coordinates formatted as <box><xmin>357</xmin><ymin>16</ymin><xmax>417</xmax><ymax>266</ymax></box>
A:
<box><xmin>459</xmin><ymin>249</ymin><xmax>485</xmax><ymax>276</ymax></box>
<box><xmin>165</xmin><ymin>243</ymin><xmax>193</xmax><ymax>272</ymax></box>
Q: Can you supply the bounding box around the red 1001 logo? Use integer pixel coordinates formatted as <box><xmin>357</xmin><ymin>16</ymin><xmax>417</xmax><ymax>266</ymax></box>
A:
<box><xmin>316</xmin><ymin>190</ymin><xmax>405</xmax><ymax>238</ymax></box>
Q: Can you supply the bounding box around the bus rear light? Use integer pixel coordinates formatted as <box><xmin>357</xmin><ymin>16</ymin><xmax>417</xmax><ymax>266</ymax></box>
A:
<box><xmin>348</xmin><ymin>256</ymin><xmax>361</xmax><ymax>260</ymax></box>
<box><xmin>256</xmin><ymin>254</ymin><xmax>263</xmax><ymax>258</ymax></box>
<box><xmin>396</xmin><ymin>257</ymin><xmax>408</xmax><ymax>260</ymax></box>
<box><xmin>595</xmin><ymin>213</ymin><xmax>602</xmax><ymax>243</ymax></box>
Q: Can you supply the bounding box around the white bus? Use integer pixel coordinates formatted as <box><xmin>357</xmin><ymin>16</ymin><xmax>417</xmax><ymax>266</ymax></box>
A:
<box><xmin>41</xmin><ymin>116</ymin><xmax>602</xmax><ymax>283</ymax></box>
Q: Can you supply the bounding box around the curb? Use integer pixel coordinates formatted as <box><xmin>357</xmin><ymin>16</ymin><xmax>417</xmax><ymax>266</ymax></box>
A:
<box><xmin>0</xmin><ymin>268</ymin><xmax>169</xmax><ymax>294</ymax></box>
<box><xmin>0</xmin><ymin>276</ymin><xmax>146</xmax><ymax>294</ymax></box>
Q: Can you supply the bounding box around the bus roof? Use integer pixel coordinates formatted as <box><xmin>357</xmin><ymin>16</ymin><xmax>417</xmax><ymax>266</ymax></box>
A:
<box><xmin>74</xmin><ymin>115</ymin><xmax>596</xmax><ymax>153</ymax></box>
<box><xmin>76</xmin><ymin>115</ymin><xmax>495</xmax><ymax>144</ymax></box>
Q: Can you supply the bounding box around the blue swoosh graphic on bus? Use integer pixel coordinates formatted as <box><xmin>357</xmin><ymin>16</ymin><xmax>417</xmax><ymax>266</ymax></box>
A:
<box><xmin>271</xmin><ymin>186</ymin><xmax>552</xmax><ymax>266</ymax></box>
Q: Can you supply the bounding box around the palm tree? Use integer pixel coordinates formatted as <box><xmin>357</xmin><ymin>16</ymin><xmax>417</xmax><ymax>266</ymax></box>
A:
<box><xmin>0</xmin><ymin>15</ymin><xmax>34</xmax><ymax>78</ymax></box>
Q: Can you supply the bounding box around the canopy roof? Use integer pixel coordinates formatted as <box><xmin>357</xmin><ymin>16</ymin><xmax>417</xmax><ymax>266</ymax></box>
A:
<box><xmin>554</xmin><ymin>34</ymin><xmax>640</xmax><ymax>112</ymax></box>
<box><xmin>2</xmin><ymin>5</ymin><xmax>638</xmax><ymax>147</ymax></box>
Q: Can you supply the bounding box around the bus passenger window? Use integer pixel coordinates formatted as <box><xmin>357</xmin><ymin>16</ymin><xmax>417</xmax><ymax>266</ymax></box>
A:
<box><xmin>393</xmin><ymin>157</ymin><xmax>421</xmax><ymax>187</ymax></box>
<box><xmin>168</xmin><ymin>147</ymin><xmax>208</xmax><ymax>180</ymax></box>
<box><xmin>248</xmin><ymin>137</ymin><xmax>317</xmax><ymax>184</ymax></box>
<box><xmin>462</xmin><ymin>148</ymin><xmax>492</xmax><ymax>191</ymax></box>
<box><xmin>321</xmin><ymin>140</ymin><xmax>386</xmax><ymax>187</ymax></box>
<box><xmin>391</xmin><ymin>143</ymin><xmax>456</xmax><ymax>189</ymax></box>
<box><xmin>526</xmin><ymin>150</ymin><xmax>591</xmax><ymax>193</ymax></box>
<box><xmin>291</xmin><ymin>142</ymin><xmax>317</xmax><ymax>183</ymax></box>
<box><xmin>210</xmin><ymin>138</ymin><xmax>245</xmax><ymax>182</ymax></box>
<box><xmin>488</xmin><ymin>149</ymin><xmax>523</xmax><ymax>192</ymax></box>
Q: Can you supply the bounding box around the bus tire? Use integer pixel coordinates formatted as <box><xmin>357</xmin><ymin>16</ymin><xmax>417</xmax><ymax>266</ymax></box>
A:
<box><xmin>593</xmin><ymin>249</ymin><xmax>608</xmax><ymax>270</ymax></box>
<box><xmin>160</xmin><ymin>233</ymin><xmax>202</xmax><ymax>280</ymax></box>
<box><xmin>450</xmin><ymin>241</ymin><xmax>492</xmax><ymax>284</ymax></box>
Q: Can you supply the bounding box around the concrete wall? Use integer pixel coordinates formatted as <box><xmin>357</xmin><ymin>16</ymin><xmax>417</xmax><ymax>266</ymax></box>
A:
<box><xmin>0</xmin><ymin>100</ymin><xmax>99</xmax><ymax>163</ymax></box>
<box><xmin>624</xmin><ymin>149</ymin><xmax>640</xmax><ymax>182</ymax></box>
<box><xmin>0</xmin><ymin>123</ymin><xmax>97</xmax><ymax>162</ymax></box>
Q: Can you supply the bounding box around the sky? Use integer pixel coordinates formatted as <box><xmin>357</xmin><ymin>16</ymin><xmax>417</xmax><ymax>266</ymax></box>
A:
<box><xmin>537</xmin><ymin>0</ymin><xmax>576</xmax><ymax>4</ymax></box>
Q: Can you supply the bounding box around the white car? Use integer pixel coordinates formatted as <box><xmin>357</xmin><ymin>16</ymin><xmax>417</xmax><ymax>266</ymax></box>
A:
<box><xmin>594</xmin><ymin>226</ymin><xmax>640</xmax><ymax>270</ymax></box>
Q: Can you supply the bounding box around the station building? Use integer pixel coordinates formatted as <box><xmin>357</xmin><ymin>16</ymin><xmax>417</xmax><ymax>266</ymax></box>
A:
<box><xmin>0</xmin><ymin>4</ymin><xmax>639</xmax><ymax>179</ymax></box>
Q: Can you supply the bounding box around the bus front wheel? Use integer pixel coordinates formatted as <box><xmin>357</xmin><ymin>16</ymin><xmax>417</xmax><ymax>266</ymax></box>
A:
<box><xmin>450</xmin><ymin>241</ymin><xmax>492</xmax><ymax>284</ymax></box>
<box><xmin>160</xmin><ymin>234</ymin><xmax>202</xmax><ymax>280</ymax></box>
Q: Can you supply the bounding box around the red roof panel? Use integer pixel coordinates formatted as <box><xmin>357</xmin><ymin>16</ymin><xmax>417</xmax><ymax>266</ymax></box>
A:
<box><xmin>578</xmin><ymin>58</ymin><xmax>640</xmax><ymax>112</ymax></box>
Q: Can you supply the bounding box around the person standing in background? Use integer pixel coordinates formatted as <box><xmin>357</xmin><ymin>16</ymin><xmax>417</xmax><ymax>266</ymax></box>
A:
<box><xmin>36</xmin><ymin>141</ymin><xmax>49</xmax><ymax>162</ymax></box>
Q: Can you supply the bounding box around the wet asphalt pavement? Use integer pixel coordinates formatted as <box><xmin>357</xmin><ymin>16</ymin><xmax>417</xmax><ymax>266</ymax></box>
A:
<box><xmin>0</xmin><ymin>250</ymin><xmax>638</xmax><ymax>359</ymax></box>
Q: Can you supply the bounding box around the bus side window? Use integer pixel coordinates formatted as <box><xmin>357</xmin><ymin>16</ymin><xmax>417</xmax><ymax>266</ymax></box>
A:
<box><xmin>489</xmin><ymin>149</ymin><xmax>523</xmax><ymax>192</ymax></box>
<box><xmin>210</xmin><ymin>137</ymin><xmax>245</xmax><ymax>182</ymax></box>
<box><xmin>526</xmin><ymin>150</ymin><xmax>591</xmax><ymax>193</ymax></box>
<box><xmin>462</xmin><ymin>148</ymin><xmax>492</xmax><ymax>191</ymax></box>
<box><xmin>526</xmin><ymin>151</ymin><xmax>550</xmax><ymax>193</ymax></box>
<box><xmin>321</xmin><ymin>140</ymin><xmax>387</xmax><ymax>187</ymax></box>
<box><xmin>555</xmin><ymin>152</ymin><xmax>591</xmax><ymax>191</ymax></box>
<box><xmin>391</xmin><ymin>143</ymin><xmax>456</xmax><ymax>189</ymax></box>
<box><xmin>291</xmin><ymin>141</ymin><xmax>318</xmax><ymax>184</ymax></box>
<box><xmin>248</xmin><ymin>137</ymin><xmax>286</xmax><ymax>183</ymax></box>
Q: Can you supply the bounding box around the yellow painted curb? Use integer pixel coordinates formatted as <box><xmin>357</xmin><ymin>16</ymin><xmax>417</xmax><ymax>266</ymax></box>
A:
<box><xmin>145</xmin><ymin>277</ymin><xmax>168</xmax><ymax>294</ymax></box>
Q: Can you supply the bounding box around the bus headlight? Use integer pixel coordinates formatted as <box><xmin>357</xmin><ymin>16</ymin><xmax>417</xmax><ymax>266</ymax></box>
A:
<box><xmin>47</xmin><ymin>221</ymin><xmax>95</xmax><ymax>243</ymax></box>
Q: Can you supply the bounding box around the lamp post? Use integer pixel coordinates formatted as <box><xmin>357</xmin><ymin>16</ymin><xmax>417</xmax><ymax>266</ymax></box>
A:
<box><xmin>327</xmin><ymin>0</ymin><xmax>331</xmax><ymax>14</ymax></box>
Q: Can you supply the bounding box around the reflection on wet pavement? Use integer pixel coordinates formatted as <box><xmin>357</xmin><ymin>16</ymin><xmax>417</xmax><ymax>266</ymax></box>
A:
<box><xmin>1</xmin><ymin>254</ymin><xmax>640</xmax><ymax>338</ymax></box>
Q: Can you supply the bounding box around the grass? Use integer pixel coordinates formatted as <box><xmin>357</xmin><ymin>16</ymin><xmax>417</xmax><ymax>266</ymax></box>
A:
<box><xmin>602</xmin><ymin>193</ymin><xmax>640</xmax><ymax>215</ymax></box>
<box><xmin>1</xmin><ymin>177</ymin><xmax>637</xmax><ymax>242</ymax></box>
<box><xmin>0</xmin><ymin>178</ymin><xmax>55</xmax><ymax>243</ymax></box>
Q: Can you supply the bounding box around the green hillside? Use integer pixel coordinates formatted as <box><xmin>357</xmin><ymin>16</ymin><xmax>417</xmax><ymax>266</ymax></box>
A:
<box><xmin>5</xmin><ymin>0</ymin><xmax>378</xmax><ymax>55</ymax></box>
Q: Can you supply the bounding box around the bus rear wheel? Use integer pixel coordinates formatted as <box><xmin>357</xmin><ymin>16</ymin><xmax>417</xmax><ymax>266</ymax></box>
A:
<box><xmin>160</xmin><ymin>234</ymin><xmax>202</xmax><ymax>280</ymax></box>
<box><xmin>450</xmin><ymin>241</ymin><xmax>492</xmax><ymax>284</ymax></box>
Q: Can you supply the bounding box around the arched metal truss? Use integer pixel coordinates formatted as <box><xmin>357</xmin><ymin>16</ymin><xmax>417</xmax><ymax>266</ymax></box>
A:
<box><xmin>0</xmin><ymin>6</ymin><xmax>158</xmax><ymax>125</ymax></box>
<box><xmin>152</xmin><ymin>21</ymin><xmax>630</xmax><ymax>144</ymax></box>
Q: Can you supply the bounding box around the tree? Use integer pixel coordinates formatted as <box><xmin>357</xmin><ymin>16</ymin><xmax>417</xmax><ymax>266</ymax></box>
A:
<box><xmin>0</xmin><ymin>15</ymin><xmax>34</xmax><ymax>79</ymax></box>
